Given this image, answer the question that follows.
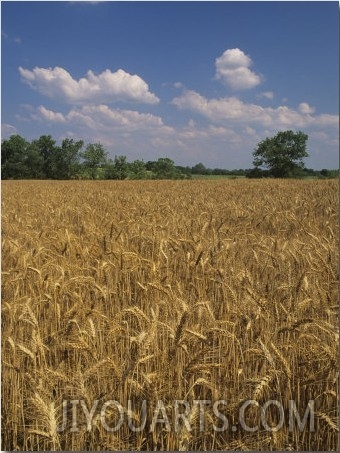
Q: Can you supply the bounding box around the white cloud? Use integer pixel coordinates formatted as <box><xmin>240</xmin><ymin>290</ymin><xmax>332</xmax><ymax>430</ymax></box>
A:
<box><xmin>172</xmin><ymin>90</ymin><xmax>268</xmax><ymax>123</ymax></box>
<box><xmin>1</xmin><ymin>123</ymin><xmax>18</xmax><ymax>138</ymax></box>
<box><xmin>258</xmin><ymin>91</ymin><xmax>274</xmax><ymax>100</ymax></box>
<box><xmin>171</xmin><ymin>90</ymin><xmax>339</xmax><ymax>130</ymax></box>
<box><xmin>30</xmin><ymin>103</ymin><xmax>250</xmax><ymax>165</ymax></box>
<box><xmin>38</xmin><ymin>106</ymin><xmax>66</xmax><ymax>122</ymax></box>
<box><xmin>170</xmin><ymin>88</ymin><xmax>339</xmax><ymax>168</ymax></box>
<box><xmin>34</xmin><ymin>104</ymin><xmax>174</xmax><ymax>150</ymax></box>
<box><xmin>315</xmin><ymin>114</ymin><xmax>339</xmax><ymax>127</ymax></box>
<box><xmin>67</xmin><ymin>105</ymin><xmax>170</xmax><ymax>131</ymax></box>
<box><xmin>174</xmin><ymin>123</ymin><xmax>251</xmax><ymax>167</ymax></box>
<box><xmin>298</xmin><ymin>102</ymin><xmax>315</xmax><ymax>114</ymax></box>
<box><xmin>19</xmin><ymin>95</ymin><xmax>339</xmax><ymax>169</ymax></box>
<box><xmin>19</xmin><ymin>66</ymin><xmax>159</xmax><ymax>105</ymax></box>
<box><xmin>215</xmin><ymin>48</ymin><xmax>262</xmax><ymax>90</ymax></box>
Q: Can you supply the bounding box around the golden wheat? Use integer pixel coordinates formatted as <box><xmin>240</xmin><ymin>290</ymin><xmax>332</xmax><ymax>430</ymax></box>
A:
<box><xmin>1</xmin><ymin>179</ymin><xmax>338</xmax><ymax>451</ymax></box>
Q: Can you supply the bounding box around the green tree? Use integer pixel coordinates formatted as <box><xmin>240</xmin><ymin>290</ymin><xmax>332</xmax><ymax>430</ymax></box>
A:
<box><xmin>32</xmin><ymin>135</ymin><xmax>57</xmax><ymax>178</ymax></box>
<box><xmin>191</xmin><ymin>162</ymin><xmax>207</xmax><ymax>175</ymax></box>
<box><xmin>1</xmin><ymin>135</ymin><xmax>30</xmax><ymax>179</ymax></box>
<box><xmin>82</xmin><ymin>143</ymin><xmax>108</xmax><ymax>179</ymax></box>
<box><xmin>320</xmin><ymin>169</ymin><xmax>330</xmax><ymax>178</ymax></box>
<box><xmin>104</xmin><ymin>155</ymin><xmax>129</xmax><ymax>180</ymax></box>
<box><xmin>252</xmin><ymin>130</ymin><xmax>309</xmax><ymax>178</ymax></box>
<box><xmin>25</xmin><ymin>143</ymin><xmax>45</xmax><ymax>178</ymax></box>
<box><xmin>145</xmin><ymin>160</ymin><xmax>157</xmax><ymax>172</ymax></box>
<box><xmin>103</xmin><ymin>159</ymin><xmax>116</xmax><ymax>179</ymax></box>
<box><xmin>320</xmin><ymin>169</ymin><xmax>339</xmax><ymax>179</ymax></box>
<box><xmin>54</xmin><ymin>138</ymin><xmax>84</xmax><ymax>179</ymax></box>
<box><xmin>129</xmin><ymin>159</ymin><xmax>147</xmax><ymax>179</ymax></box>
<box><xmin>154</xmin><ymin>157</ymin><xmax>181</xmax><ymax>179</ymax></box>
<box><xmin>113</xmin><ymin>155</ymin><xmax>129</xmax><ymax>180</ymax></box>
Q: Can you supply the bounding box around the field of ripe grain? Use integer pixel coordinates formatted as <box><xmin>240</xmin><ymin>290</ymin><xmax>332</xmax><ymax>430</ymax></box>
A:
<box><xmin>1</xmin><ymin>179</ymin><xmax>339</xmax><ymax>451</ymax></box>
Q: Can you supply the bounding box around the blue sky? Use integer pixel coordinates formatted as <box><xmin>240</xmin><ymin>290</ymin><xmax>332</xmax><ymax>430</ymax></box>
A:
<box><xmin>2</xmin><ymin>1</ymin><xmax>339</xmax><ymax>169</ymax></box>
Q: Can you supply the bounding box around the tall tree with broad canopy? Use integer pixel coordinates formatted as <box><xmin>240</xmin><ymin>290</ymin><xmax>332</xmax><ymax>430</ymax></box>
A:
<box><xmin>252</xmin><ymin>130</ymin><xmax>309</xmax><ymax>177</ymax></box>
<box><xmin>82</xmin><ymin>143</ymin><xmax>108</xmax><ymax>179</ymax></box>
<box><xmin>54</xmin><ymin>138</ymin><xmax>84</xmax><ymax>179</ymax></box>
<box><xmin>32</xmin><ymin>135</ymin><xmax>57</xmax><ymax>179</ymax></box>
<box><xmin>25</xmin><ymin>142</ymin><xmax>45</xmax><ymax>178</ymax></box>
<box><xmin>1</xmin><ymin>135</ymin><xmax>30</xmax><ymax>179</ymax></box>
<box><xmin>154</xmin><ymin>157</ymin><xmax>183</xmax><ymax>179</ymax></box>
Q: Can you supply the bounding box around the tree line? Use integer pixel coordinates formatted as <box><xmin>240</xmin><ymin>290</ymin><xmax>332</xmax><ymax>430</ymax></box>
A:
<box><xmin>1</xmin><ymin>133</ymin><xmax>338</xmax><ymax>180</ymax></box>
<box><xmin>1</xmin><ymin>134</ymin><xmax>188</xmax><ymax>180</ymax></box>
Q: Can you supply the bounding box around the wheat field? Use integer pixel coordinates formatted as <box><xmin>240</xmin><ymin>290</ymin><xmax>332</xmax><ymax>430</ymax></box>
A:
<box><xmin>1</xmin><ymin>179</ymin><xmax>339</xmax><ymax>451</ymax></box>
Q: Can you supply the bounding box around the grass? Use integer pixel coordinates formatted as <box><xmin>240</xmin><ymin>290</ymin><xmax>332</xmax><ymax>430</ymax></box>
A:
<box><xmin>1</xmin><ymin>179</ymin><xmax>338</xmax><ymax>451</ymax></box>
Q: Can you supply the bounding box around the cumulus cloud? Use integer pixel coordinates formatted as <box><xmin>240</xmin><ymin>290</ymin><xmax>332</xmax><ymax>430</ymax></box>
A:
<box><xmin>38</xmin><ymin>106</ymin><xmax>66</xmax><ymax>122</ymax></box>
<box><xmin>19</xmin><ymin>66</ymin><xmax>159</xmax><ymax>105</ymax></box>
<box><xmin>215</xmin><ymin>48</ymin><xmax>262</xmax><ymax>90</ymax></box>
<box><xmin>71</xmin><ymin>105</ymin><xmax>171</xmax><ymax>132</ymax></box>
<box><xmin>172</xmin><ymin>90</ymin><xmax>268</xmax><ymax>123</ymax></box>
<box><xmin>172</xmin><ymin>90</ymin><xmax>339</xmax><ymax>130</ymax></box>
<box><xmin>298</xmin><ymin>102</ymin><xmax>315</xmax><ymax>114</ymax></box>
<box><xmin>35</xmin><ymin>104</ymin><xmax>173</xmax><ymax>137</ymax></box>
